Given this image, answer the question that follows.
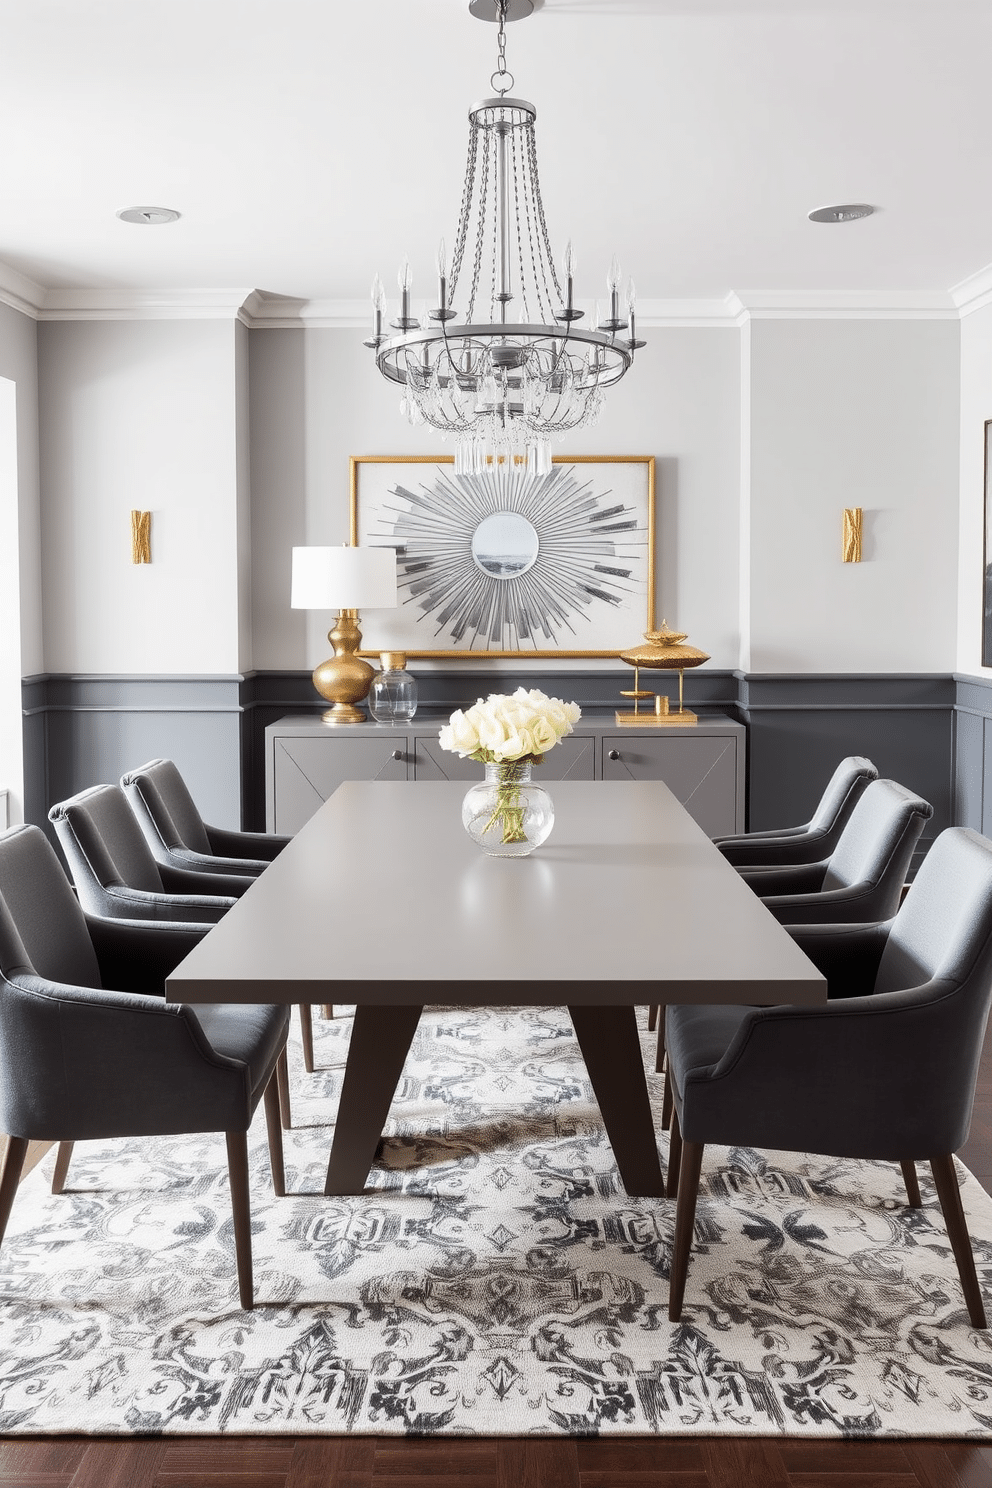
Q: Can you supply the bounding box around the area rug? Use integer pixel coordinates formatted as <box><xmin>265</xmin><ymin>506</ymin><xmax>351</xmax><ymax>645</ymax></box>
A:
<box><xmin>2</xmin><ymin>1005</ymin><xmax>992</xmax><ymax>1438</ymax></box>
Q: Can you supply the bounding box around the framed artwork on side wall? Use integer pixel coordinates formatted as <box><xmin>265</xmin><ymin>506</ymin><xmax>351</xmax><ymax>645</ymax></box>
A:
<box><xmin>350</xmin><ymin>454</ymin><xmax>655</xmax><ymax>659</ymax></box>
<box><xmin>984</xmin><ymin>421</ymin><xmax>992</xmax><ymax>667</ymax></box>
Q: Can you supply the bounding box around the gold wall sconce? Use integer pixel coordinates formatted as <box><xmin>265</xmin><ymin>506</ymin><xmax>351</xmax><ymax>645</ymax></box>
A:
<box><xmin>842</xmin><ymin>507</ymin><xmax>863</xmax><ymax>563</ymax></box>
<box><xmin>131</xmin><ymin>510</ymin><xmax>151</xmax><ymax>564</ymax></box>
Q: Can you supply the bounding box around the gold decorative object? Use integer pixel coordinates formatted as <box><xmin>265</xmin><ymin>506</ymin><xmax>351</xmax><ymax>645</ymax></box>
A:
<box><xmin>131</xmin><ymin>510</ymin><xmax>151</xmax><ymax>564</ymax></box>
<box><xmin>291</xmin><ymin>545</ymin><xmax>398</xmax><ymax>725</ymax></box>
<box><xmin>843</xmin><ymin>507</ymin><xmax>863</xmax><ymax>563</ymax></box>
<box><xmin>616</xmin><ymin>620</ymin><xmax>710</xmax><ymax>726</ymax></box>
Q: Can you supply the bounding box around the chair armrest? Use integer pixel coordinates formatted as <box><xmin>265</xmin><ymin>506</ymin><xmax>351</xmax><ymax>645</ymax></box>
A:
<box><xmin>102</xmin><ymin>884</ymin><xmax>234</xmax><ymax>924</ymax></box>
<box><xmin>159</xmin><ymin>863</ymin><xmax>253</xmax><ymax>898</ymax></box>
<box><xmin>761</xmin><ymin>880</ymin><xmax>880</xmax><ymax>925</ymax></box>
<box><xmin>785</xmin><ymin>920</ymin><xmax>890</xmax><ymax>998</ymax></box>
<box><xmin>717</xmin><ymin>831</ymin><xmax>831</xmax><ymax>868</ymax></box>
<box><xmin>738</xmin><ymin>862</ymin><xmax>827</xmax><ymax>896</ymax></box>
<box><xmin>206</xmin><ymin>825</ymin><xmax>290</xmax><ymax>861</ymax></box>
<box><xmin>0</xmin><ymin>970</ymin><xmax>258</xmax><ymax>1140</ymax></box>
<box><xmin>714</xmin><ymin>824</ymin><xmax>810</xmax><ymax>846</ymax></box>
<box><xmin>678</xmin><ymin>977</ymin><xmax>981</xmax><ymax>1158</ymax></box>
<box><xmin>85</xmin><ymin>913</ymin><xmax>211</xmax><ymax>996</ymax></box>
<box><xmin>167</xmin><ymin>847</ymin><xmax>267</xmax><ymax>877</ymax></box>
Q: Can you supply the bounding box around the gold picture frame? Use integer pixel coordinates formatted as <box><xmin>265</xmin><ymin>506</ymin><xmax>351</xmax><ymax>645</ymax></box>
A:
<box><xmin>350</xmin><ymin>454</ymin><xmax>656</xmax><ymax>659</ymax></box>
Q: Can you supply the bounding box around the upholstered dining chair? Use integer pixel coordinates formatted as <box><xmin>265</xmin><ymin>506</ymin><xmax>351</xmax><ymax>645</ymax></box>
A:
<box><xmin>121</xmin><ymin>757</ymin><xmax>291</xmax><ymax>878</ymax></box>
<box><xmin>713</xmin><ymin>755</ymin><xmax>878</xmax><ymax>868</ymax></box>
<box><xmin>121</xmin><ymin>759</ymin><xmax>333</xmax><ymax>1035</ymax></box>
<box><xmin>0</xmin><ymin>824</ymin><xmax>289</xmax><ymax>1310</ymax></box>
<box><xmin>739</xmin><ymin>778</ymin><xmax>932</xmax><ymax>925</ymax></box>
<box><xmin>651</xmin><ymin>778</ymin><xmax>933</xmax><ymax>1096</ymax></box>
<box><xmin>49</xmin><ymin>783</ymin><xmax>312</xmax><ymax>1104</ymax></box>
<box><xmin>664</xmin><ymin>826</ymin><xmax>992</xmax><ymax>1328</ymax></box>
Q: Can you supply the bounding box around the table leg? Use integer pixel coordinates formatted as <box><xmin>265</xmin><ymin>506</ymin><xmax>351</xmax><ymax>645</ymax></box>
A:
<box><xmin>324</xmin><ymin>1004</ymin><xmax>423</xmax><ymax>1195</ymax></box>
<box><xmin>568</xmin><ymin>1004</ymin><xmax>665</xmax><ymax>1197</ymax></box>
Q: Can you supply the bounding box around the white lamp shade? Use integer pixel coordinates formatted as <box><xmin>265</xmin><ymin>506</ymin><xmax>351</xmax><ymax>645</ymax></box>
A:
<box><xmin>291</xmin><ymin>545</ymin><xmax>397</xmax><ymax>610</ymax></box>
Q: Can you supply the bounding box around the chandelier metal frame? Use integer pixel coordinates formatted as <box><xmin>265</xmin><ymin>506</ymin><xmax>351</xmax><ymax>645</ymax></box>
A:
<box><xmin>364</xmin><ymin>0</ymin><xmax>643</xmax><ymax>476</ymax></box>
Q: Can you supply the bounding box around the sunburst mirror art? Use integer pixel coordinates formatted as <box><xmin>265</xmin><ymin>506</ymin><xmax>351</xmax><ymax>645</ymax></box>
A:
<box><xmin>350</xmin><ymin>455</ymin><xmax>655</xmax><ymax>658</ymax></box>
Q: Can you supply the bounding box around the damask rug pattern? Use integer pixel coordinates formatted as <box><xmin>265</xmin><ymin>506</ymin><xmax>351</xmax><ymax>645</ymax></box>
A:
<box><xmin>1</xmin><ymin>1005</ymin><xmax>992</xmax><ymax>1437</ymax></box>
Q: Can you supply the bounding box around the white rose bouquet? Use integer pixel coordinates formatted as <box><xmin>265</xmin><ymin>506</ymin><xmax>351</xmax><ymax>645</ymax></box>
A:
<box><xmin>441</xmin><ymin>688</ymin><xmax>581</xmax><ymax>849</ymax></box>
<box><xmin>439</xmin><ymin>687</ymin><xmax>581</xmax><ymax>766</ymax></box>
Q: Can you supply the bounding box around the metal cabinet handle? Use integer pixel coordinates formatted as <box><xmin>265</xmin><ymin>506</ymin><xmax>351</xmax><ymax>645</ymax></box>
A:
<box><xmin>392</xmin><ymin>750</ymin><xmax>403</xmax><ymax>761</ymax></box>
<box><xmin>608</xmin><ymin>749</ymin><xmax>620</xmax><ymax>760</ymax></box>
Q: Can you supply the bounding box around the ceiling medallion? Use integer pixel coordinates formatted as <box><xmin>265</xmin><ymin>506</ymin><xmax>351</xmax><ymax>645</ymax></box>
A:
<box><xmin>365</xmin><ymin>0</ymin><xmax>642</xmax><ymax>477</ymax></box>
<box><xmin>116</xmin><ymin>206</ymin><xmax>182</xmax><ymax>225</ymax></box>
<box><xmin>807</xmin><ymin>204</ymin><xmax>874</xmax><ymax>224</ymax></box>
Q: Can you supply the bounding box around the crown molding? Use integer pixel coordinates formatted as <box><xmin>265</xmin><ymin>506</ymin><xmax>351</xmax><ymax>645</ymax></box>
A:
<box><xmin>951</xmin><ymin>262</ymin><xmax>992</xmax><ymax>317</ymax></box>
<box><xmin>37</xmin><ymin>287</ymin><xmax>257</xmax><ymax>322</ymax></box>
<box><xmin>734</xmin><ymin>289</ymin><xmax>957</xmax><ymax>320</ymax></box>
<box><xmin>0</xmin><ymin>260</ymin><xmax>45</xmax><ymax>319</ymax></box>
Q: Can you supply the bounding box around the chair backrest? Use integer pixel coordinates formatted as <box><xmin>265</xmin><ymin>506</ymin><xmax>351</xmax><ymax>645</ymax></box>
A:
<box><xmin>49</xmin><ymin>784</ymin><xmax>165</xmax><ymax>915</ymax></box>
<box><xmin>120</xmin><ymin>758</ymin><xmax>211</xmax><ymax>856</ymax></box>
<box><xmin>808</xmin><ymin>755</ymin><xmax>878</xmax><ymax>833</ymax></box>
<box><xmin>0</xmin><ymin>824</ymin><xmax>101</xmax><ymax>987</ymax></box>
<box><xmin>876</xmin><ymin>827</ymin><xmax>992</xmax><ymax>995</ymax></box>
<box><xmin>821</xmin><ymin>778</ymin><xmax>933</xmax><ymax>896</ymax></box>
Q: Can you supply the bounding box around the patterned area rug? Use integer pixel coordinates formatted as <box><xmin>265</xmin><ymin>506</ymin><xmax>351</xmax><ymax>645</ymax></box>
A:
<box><xmin>2</xmin><ymin>1005</ymin><xmax>992</xmax><ymax>1438</ymax></box>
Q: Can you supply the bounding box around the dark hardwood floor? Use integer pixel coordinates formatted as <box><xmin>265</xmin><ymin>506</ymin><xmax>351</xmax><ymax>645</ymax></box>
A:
<box><xmin>4</xmin><ymin>1020</ymin><xmax>992</xmax><ymax>1488</ymax></box>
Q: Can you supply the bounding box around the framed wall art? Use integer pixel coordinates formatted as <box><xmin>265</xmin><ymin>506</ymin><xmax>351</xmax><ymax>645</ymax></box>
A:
<box><xmin>984</xmin><ymin>421</ymin><xmax>992</xmax><ymax>667</ymax></box>
<box><xmin>349</xmin><ymin>454</ymin><xmax>655</xmax><ymax>659</ymax></box>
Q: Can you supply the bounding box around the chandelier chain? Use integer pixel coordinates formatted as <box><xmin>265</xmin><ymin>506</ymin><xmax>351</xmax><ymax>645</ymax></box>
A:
<box><xmin>510</xmin><ymin>128</ymin><xmax>532</xmax><ymax>323</ymax></box>
<box><xmin>520</xmin><ymin>131</ymin><xmax>555</xmax><ymax>323</ymax></box>
<box><xmin>466</xmin><ymin>128</ymin><xmax>490</xmax><ymax>323</ymax></box>
<box><xmin>488</xmin><ymin>136</ymin><xmax>501</xmax><ymax>321</ymax></box>
<box><xmin>448</xmin><ymin>123</ymin><xmax>479</xmax><ymax>302</ymax></box>
<box><xmin>526</xmin><ymin>128</ymin><xmax>564</xmax><ymax>306</ymax></box>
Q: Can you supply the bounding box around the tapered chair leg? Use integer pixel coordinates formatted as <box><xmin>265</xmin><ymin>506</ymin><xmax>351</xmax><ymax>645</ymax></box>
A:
<box><xmin>900</xmin><ymin>1159</ymin><xmax>922</xmax><ymax>1208</ymax></box>
<box><xmin>262</xmin><ymin>1073</ymin><xmax>286</xmax><ymax>1197</ymax></box>
<box><xmin>930</xmin><ymin>1152</ymin><xmax>987</xmax><ymax>1329</ymax></box>
<box><xmin>298</xmin><ymin>1003</ymin><xmax>315</xmax><ymax>1074</ymax></box>
<box><xmin>51</xmin><ymin>1140</ymin><xmax>74</xmax><ymax>1194</ymax></box>
<box><xmin>322</xmin><ymin>1005</ymin><xmax>334</xmax><ymax>1020</ymax></box>
<box><xmin>647</xmin><ymin>1004</ymin><xmax>658</xmax><ymax>1032</ymax></box>
<box><xmin>225</xmin><ymin>1129</ymin><xmax>254</xmax><ymax>1311</ymax></box>
<box><xmin>276</xmin><ymin>1047</ymin><xmax>292</xmax><ymax>1130</ymax></box>
<box><xmin>667</xmin><ymin>1104</ymin><xmax>683</xmax><ymax>1199</ymax></box>
<box><xmin>656</xmin><ymin>1005</ymin><xmax>668</xmax><ymax>1077</ymax></box>
<box><xmin>0</xmin><ymin>1135</ymin><xmax>28</xmax><ymax>1247</ymax></box>
<box><xmin>661</xmin><ymin>1068</ymin><xmax>673</xmax><ymax>1131</ymax></box>
<box><xmin>669</xmin><ymin>1138</ymin><xmax>705</xmax><ymax>1323</ymax></box>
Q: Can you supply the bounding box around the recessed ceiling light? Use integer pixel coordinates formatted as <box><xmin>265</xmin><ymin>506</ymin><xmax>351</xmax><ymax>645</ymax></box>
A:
<box><xmin>116</xmin><ymin>206</ymin><xmax>181</xmax><ymax>225</ymax></box>
<box><xmin>808</xmin><ymin>204</ymin><xmax>875</xmax><ymax>224</ymax></box>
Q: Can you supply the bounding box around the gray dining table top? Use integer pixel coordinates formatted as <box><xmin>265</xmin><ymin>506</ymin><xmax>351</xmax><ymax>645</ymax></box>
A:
<box><xmin>166</xmin><ymin>779</ymin><xmax>826</xmax><ymax>1007</ymax></box>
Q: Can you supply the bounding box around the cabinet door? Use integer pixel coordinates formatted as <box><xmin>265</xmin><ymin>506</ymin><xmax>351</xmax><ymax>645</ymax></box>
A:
<box><xmin>272</xmin><ymin>735</ymin><xmax>409</xmax><ymax>833</ymax></box>
<box><xmin>602</xmin><ymin>734</ymin><xmax>739</xmax><ymax>836</ymax></box>
<box><xmin>414</xmin><ymin>734</ymin><xmax>596</xmax><ymax>782</ymax></box>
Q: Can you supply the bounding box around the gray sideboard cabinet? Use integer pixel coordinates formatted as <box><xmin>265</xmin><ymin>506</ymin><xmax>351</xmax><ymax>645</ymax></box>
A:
<box><xmin>265</xmin><ymin>713</ymin><xmax>745</xmax><ymax>837</ymax></box>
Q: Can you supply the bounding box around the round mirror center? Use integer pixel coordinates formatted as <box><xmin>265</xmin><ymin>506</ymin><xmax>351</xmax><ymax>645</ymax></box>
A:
<box><xmin>471</xmin><ymin>511</ymin><xmax>539</xmax><ymax>579</ymax></box>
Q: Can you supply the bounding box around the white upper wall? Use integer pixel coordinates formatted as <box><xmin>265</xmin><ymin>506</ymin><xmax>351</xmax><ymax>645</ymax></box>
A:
<box><xmin>957</xmin><ymin>300</ymin><xmax>992</xmax><ymax>678</ymax></box>
<box><xmin>37</xmin><ymin>318</ymin><xmax>243</xmax><ymax>673</ymax></box>
<box><xmin>249</xmin><ymin>324</ymin><xmax>742</xmax><ymax>671</ymax></box>
<box><xmin>746</xmin><ymin>316</ymin><xmax>960</xmax><ymax>672</ymax></box>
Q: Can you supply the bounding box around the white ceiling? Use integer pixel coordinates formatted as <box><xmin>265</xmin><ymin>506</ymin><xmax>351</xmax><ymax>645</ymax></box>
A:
<box><xmin>2</xmin><ymin>0</ymin><xmax>992</xmax><ymax>315</ymax></box>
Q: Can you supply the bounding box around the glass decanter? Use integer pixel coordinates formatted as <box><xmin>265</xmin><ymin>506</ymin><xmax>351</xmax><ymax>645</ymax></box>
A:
<box><xmin>367</xmin><ymin>651</ymin><xmax>418</xmax><ymax>724</ymax></box>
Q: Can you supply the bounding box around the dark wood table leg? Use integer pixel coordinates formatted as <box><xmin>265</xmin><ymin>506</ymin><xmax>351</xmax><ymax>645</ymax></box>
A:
<box><xmin>324</xmin><ymin>1004</ymin><xmax>423</xmax><ymax>1195</ymax></box>
<box><xmin>568</xmin><ymin>1004</ymin><xmax>665</xmax><ymax>1197</ymax></box>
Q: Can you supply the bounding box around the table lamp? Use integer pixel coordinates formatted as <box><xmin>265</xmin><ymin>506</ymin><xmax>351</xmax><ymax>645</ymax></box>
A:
<box><xmin>291</xmin><ymin>545</ymin><xmax>398</xmax><ymax>724</ymax></box>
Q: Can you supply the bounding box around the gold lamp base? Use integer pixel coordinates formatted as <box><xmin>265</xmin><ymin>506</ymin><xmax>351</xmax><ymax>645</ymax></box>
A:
<box><xmin>616</xmin><ymin>693</ymin><xmax>698</xmax><ymax>727</ymax></box>
<box><xmin>311</xmin><ymin>610</ymin><xmax>375</xmax><ymax>725</ymax></box>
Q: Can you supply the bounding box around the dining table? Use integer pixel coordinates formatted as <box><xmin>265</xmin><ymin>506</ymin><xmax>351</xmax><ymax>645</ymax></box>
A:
<box><xmin>166</xmin><ymin>779</ymin><xmax>826</xmax><ymax>1199</ymax></box>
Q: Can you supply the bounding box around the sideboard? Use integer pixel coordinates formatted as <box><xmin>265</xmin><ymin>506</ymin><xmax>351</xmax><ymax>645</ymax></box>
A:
<box><xmin>265</xmin><ymin>712</ymin><xmax>746</xmax><ymax>836</ymax></box>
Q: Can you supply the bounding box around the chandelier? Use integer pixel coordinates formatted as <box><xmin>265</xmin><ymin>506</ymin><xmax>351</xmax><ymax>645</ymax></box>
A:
<box><xmin>364</xmin><ymin>0</ymin><xmax>642</xmax><ymax>477</ymax></box>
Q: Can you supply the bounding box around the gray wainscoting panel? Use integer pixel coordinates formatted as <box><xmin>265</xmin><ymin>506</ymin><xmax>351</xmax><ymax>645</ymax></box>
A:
<box><xmin>23</xmin><ymin>674</ymin><xmax>243</xmax><ymax>837</ymax></box>
<box><xmin>954</xmin><ymin>676</ymin><xmax>992</xmax><ymax>836</ymax></box>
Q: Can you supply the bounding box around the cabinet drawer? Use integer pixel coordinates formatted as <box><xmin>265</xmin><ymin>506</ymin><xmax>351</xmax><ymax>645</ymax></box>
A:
<box><xmin>271</xmin><ymin>734</ymin><xmax>409</xmax><ymax>833</ymax></box>
<box><xmin>602</xmin><ymin>734</ymin><xmax>739</xmax><ymax>836</ymax></box>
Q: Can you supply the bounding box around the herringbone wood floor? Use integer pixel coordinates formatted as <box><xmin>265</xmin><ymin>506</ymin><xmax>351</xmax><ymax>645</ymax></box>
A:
<box><xmin>4</xmin><ymin>1019</ymin><xmax>992</xmax><ymax>1488</ymax></box>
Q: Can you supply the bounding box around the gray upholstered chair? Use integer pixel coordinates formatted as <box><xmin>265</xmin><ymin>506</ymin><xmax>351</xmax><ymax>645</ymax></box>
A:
<box><xmin>49</xmin><ymin>783</ymin><xmax>311</xmax><ymax>1104</ymax></box>
<box><xmin>121</xmin><ymin>758</ymin><xmax>290</xmax><ymax>878</ymax></box>
<box><xmin>713</xmin><ymin>755</ymin><xmax>878</xmax><ymax>868</ymax></box>
<box><xmin>664</xmin><ymin>826</ymin><xmax>992</xmax><ymax>1328</ymax></box>
<box><xmin>0</xmin><ymin>824</ymin><xmax>289</xmax><ymax>1310</ymax></box>
<box><xmin>739</xmin><ymin>778</ymin><xmax>932</xmax><ymax>925</ymax></box>
<box><xmin>121</xmin><ymin>760</ymin><xmax>332</xmax><ymax>1044</ymax></box>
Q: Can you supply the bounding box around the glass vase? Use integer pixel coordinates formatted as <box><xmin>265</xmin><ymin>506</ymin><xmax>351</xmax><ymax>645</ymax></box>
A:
<box><xmin>367</xmin><ymin>652</ymin><xmax>418</xmax><ymax>724</ymax></box>
<box><xmin>461</xmin><ymin>760</ymin><xmax>554</xmax><ymax>857</ymax></box>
